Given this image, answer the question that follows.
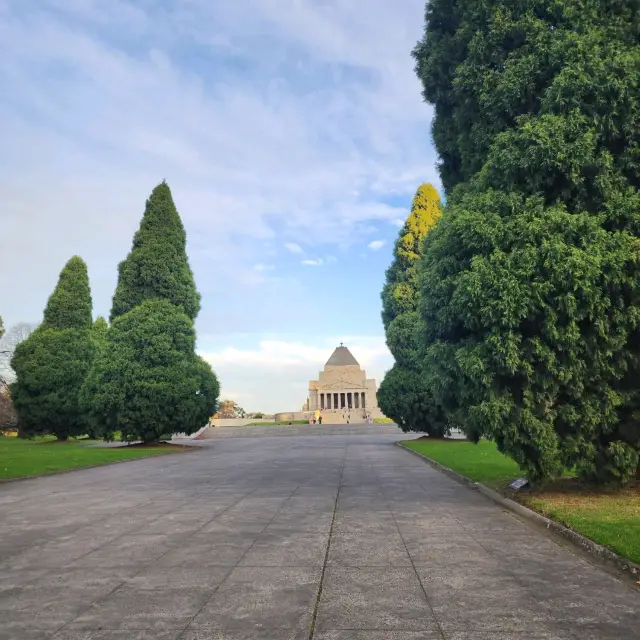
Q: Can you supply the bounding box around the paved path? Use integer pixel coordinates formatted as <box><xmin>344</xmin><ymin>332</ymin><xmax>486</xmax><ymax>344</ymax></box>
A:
<box><xmin>0</xmin><ymin>431</ymin><xmax>637</xmax><ymax>639</ymax></box>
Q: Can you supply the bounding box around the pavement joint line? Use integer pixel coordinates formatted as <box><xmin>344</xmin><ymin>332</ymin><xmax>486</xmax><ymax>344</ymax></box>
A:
<box><xmin>1</xmin><ymin>485</ymin><xmax>189</xmax><ymax>584</ymax></box>
<box><xmin>51</xmin><ymin>485</ymin><xmax>263</xmax><ymax>637</ymax></box>
<box><xmin>307</xmin><ymin>441</ymin><xmax>348</xmax><ymax>639</ymax></box>
<box><xmin>415</xmin><ymin>465</ymin><xmax>564</xmax><ymax>630</ymax></box>
<box><xmin>397</xmin><ymin>441</ymin><xmax>640</xmax><ymax>587</ymax></box>
<box><xmin>177</xmin><ymin>484</ymin><xmax>301</xmax><ymax>637</ymax></box>
<box><xmin>378</xmin><ymin>473</ymin><xmax>447</xmax><ymax>640</ymax></box>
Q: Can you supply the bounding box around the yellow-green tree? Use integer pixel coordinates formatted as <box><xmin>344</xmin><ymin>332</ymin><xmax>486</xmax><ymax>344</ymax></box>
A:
<box><xmin>381</xmin><ymin>184</ymin><xmax>441</xmax><ymax>329</ymax></box>
<box><xmin>378</xmin><ymin>184</ymin><xmax>446</xmax><ymax>434</ymax></box>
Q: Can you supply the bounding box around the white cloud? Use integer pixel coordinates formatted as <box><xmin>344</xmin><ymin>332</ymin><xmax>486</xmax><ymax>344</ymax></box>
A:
<box><xmin>201</xmin><ymin>337</ymin><xmax>393</xmax><ymax>412</ymax></box>
<box><xmin>301</xmin><ymin>258</ymin><xmax>323</xmax><ymax>266</ymax></box>
<box><xmin>204</xmin><ymin>338</ymin><xmax>389</xmax><ymax>368</ymax></box>
<box><xmin>0</xmin><ymin>0</ymin><xmax>439</xmax><ymax>331</ymax></box>
<box><xmin>368</xmin><ymin>240</ymin><xmax>386</xmax><ymax>251</ymax></box>
<box><xmin>0</xmin><ymin>1</ymin><xmax>429</xmax><ymax>412</ymax></box>
<box><xmin>284</xmin><ymin>242</ymin><xmax>304</xmax><ymax>254</ymax></box>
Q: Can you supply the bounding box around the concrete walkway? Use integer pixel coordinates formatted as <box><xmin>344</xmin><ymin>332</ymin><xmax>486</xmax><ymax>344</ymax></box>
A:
<box><xmin>0</xmin><ymin>431</ymin><xmax>637</xmax><ymax>639</ymax></box>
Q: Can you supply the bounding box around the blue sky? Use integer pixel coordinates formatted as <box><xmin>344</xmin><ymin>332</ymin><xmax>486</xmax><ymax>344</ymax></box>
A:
<box><xmin>0</xmin><ymin>0</ymin><xmax>440</xmax><ymax>412</ymax></box>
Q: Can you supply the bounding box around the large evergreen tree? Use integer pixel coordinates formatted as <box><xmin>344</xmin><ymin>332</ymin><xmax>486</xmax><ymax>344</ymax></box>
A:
<box><xmin>86</xmin><ymin>182</ymin><xmax>219</xmax><ymax>443</ymax></box>
<box><xmin>11</xmin><ymin>257</ymin><xmax>94</xmax><ymax>440</ymax></box>
<box><xmin>378</xmin><ymin>184</ymin><xmax>447</xmax><ymax>435</ymax></box>
<box><xmin>413</xmin><ymin>1</ymin><xmax>640</xmax><ymax>484</ymax></box>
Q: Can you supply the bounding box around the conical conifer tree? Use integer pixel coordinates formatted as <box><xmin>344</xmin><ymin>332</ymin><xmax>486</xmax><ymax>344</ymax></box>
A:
<box><xmin>41</xmin><ymin>256</ymin><xmax>93</xmax><ymax>330</ymax></box>
<box><xmin>378</xmin><ymin>183</ymin><xmax>446</xmax><ymax>435</ymax></box>
<box><xmin>11</xmin><ymin>257</ymin><xmax>94</xmax><ymax>440</ymax></box>
<box><xmin>110</xmin><ymin>181</ymin><xmax>200</xmax><ymax>321</ymax></box>
<box><xmin>86</xmin><ymin>182</ymin><xmax>219</xmax><ymax>443</ymax></box>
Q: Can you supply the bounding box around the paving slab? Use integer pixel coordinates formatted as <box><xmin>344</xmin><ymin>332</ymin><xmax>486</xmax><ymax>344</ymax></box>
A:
<box><xmin>0</xmin><ymin>429</ymin><xmax>637</xmax><ymax>639</ymax></box>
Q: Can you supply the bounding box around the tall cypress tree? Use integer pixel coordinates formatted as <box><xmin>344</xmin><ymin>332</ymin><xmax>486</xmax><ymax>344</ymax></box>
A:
<box><xmin>110</xmin><ymin>181</ymin><xmax>200</xmax><ymax>321</ymax></box>
<box><xmin>378</xmin><ymin>184</ymin><xmax>447</xmax><ymax>435</ymax></box>
<box><xmin>11</xmin><ymin>257</ymin><xmax>94</xmax><ymax>440</ymax></box>
<box><xmin>413</xmin><ymin>0</ymin><xmax>640</xmax><ymax>484</ymax></box>
<box><xmin>86</xmin><ymin>182</ymin><xmax>219</xmax><ymax>443</ymax></box>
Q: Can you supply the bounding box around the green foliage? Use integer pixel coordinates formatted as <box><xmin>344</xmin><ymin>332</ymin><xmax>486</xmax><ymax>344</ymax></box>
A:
<box><xmin>413</xmin><ymin>0</ymin><xmax>640</xmax><ymax>484</ymax></box>
<box><xmin>110</xmin><ymin>181</ymin><xmax>201</xmax><ymax>322</ymax></box>
<box><xmin>0</xmin><ymin>316</ymin><xmax>4</xmax><ymax>341</ymax></box>
<box><xmin>92</xmin><ymin>316</ymin><xmax>108</xmax><ymax>338</ymax></box>
<box><xmin>86</xmin><ymin>300</ymin><xmax>217</xmax><ymax>443</ymax></box>
<box><xmin>10</xmin><ymin>257</ymin><xmax>94</xmax><ymax>440</ymax></box>
<box><xmin>11</xmin><ymin>328</ymin><xmax>94</xmax><ymax>440</ymax></box>
<box><xmin>379</xmin><ymin>184</ymin><xmax>444</xmax><ymax>435</ymax></box>
<box><xmin>81</xmin><ymin>317</ymin><xmax>110</xmax><ymax>440</ymax></box>
<box><xmin>42</xmin><ymin>256</ymin><xmax>93</xmax><ymax>330</ymax></box>
<box><xmin>378</xmin><ymin>364</ymin><xmax>448</xmax><ymax>436</ymax></box>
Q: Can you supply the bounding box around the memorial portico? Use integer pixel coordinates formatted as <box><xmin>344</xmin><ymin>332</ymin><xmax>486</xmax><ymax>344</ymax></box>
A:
<box><xmin>302</xmin><ymin>343</ymin><xmax>381</xmax><ymax>422</ymax></box>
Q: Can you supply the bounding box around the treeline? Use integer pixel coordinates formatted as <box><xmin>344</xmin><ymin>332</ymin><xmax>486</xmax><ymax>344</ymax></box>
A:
<box><xmin>379</xmin><ymin>0</ymin><xmax>640</xmax><ymax>486</ymax></box>
<box><xmin>7</xmin><ymin>182</ymin><xmax>219</xmax><ymax>443</ymax></box>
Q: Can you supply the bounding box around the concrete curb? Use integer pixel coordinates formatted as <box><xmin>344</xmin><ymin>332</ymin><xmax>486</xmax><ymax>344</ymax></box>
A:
<box><xmin>173</xmin><ymin>424</ymin><xmax>209</xmax><ymax>441</ymax></box>
<box><xmin>0</xmin><ymin>445</ymin><xmax>192</xmax><ymax>485</ymax></box>
<box><xmin>396</xmin><ymin>442</ymin><xmax>640</xmax><ymax>582</ymax></box>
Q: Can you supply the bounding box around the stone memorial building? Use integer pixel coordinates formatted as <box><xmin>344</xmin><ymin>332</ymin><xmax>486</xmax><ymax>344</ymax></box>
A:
<box><xmin>301</xmin><ymin>343</ymin><xmax>382</xmax><ymax>423</ymax></box>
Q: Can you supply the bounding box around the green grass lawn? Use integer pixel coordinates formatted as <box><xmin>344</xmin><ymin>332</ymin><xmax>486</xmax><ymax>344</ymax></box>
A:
<box><xmin>403</xmin><ymin>439</ymin><xmax>521</xmax><ymax>490</ymax></box>
<box><xmin>374</xmin><ymin>417</ymin><xmax>395</xmax><ymax>424</ymax></box>
<box><xmin>401</xmin><ymin>437</ymin><xmax>640</xmax><ymax>565</ymax></box>
<box><xmin>0</xmin><ymin>436</ymin><xmax>180</xmax><ymax>480</ymax></box>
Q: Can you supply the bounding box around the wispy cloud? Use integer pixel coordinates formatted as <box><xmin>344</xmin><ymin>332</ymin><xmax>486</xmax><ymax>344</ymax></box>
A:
<box><xmin>301</xmin><ymin>258</ymin><xmax>323</xmax><ymax>266</ymax></box>
<box><xmin>284</xmin><ymin>242</ymin><xmax>304</xmax><ymax>254</ymax></box>
<box><xmin>368</xmin><ymin>240</ymin><xmax>386</xmax><ymax>251</ymax></box>
<box><xmin>0</xmin><ymin>0</ymin><xmax>436</xmax><ymax>409</ymax></box>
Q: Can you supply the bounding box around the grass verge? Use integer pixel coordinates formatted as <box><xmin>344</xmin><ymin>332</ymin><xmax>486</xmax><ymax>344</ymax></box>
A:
<box><xmin>0</xmin><ymin>436</ymin><xmax>180</xmax><ymax>480</ymax></box>
<box><xmin>402</xmin><ymin>438</ymin><xmax>640</xmax><ymax>565</ymax></box>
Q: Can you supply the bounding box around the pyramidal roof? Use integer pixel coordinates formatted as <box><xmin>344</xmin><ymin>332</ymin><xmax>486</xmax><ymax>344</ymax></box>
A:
<box><xmin>325</xmin><ymin>344</ymin><xmax>359</xmax><ymax>367</ymax></box>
